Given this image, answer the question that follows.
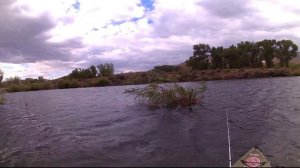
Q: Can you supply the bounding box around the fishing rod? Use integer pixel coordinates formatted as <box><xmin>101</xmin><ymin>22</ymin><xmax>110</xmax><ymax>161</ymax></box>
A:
<box><xmin>226</xmin><ymin>110</ymin><xmax>232</xmax><ymax>168</ymax></box>
<box><xmin>225</xmin><ymin>110</ymin><xmax>272</xmax><ymax>167</ymax></box>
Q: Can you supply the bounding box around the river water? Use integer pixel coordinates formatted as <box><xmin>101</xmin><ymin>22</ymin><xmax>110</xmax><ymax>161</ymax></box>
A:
<box><xmin>0</xmin><ymin>77</ymin><xmax>300</xmax><ymax>167</ymax></box>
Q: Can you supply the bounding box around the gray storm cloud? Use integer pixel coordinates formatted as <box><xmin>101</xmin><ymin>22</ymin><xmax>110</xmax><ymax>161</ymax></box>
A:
<box><xmin>0</xmin><ymin>0</ymin><xmax>83</xmax><ymax>63</ymax></box>
<box><xmin>199</xmin><ymin>0</ymin><xmax>253</xmax><ymax>18</ymax></box>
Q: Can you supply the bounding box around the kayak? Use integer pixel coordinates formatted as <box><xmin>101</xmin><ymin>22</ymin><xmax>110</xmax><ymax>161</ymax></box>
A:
<box><xmin>232</xmin><ymin>146</ymin><xmax>271</xmax><ymax>167</ymax></box>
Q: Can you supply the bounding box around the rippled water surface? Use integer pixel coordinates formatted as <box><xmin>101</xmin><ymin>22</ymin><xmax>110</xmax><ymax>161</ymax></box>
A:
<box><xmin>1</xmin><ymin>77</ymin><xmax>300</xmax><ymax>167</ymax></box>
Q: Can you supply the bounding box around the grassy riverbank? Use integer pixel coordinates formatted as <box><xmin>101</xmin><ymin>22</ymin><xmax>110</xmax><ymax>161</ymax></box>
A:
<box><xmin>110</xmin><ymin>67</ymin><xmax>300</xmax><ymax>85</ymax></box>
<box><xmin>1</xmin><ymin>65</ymin><xmax>300</xmax><ymax>93</ymax></box>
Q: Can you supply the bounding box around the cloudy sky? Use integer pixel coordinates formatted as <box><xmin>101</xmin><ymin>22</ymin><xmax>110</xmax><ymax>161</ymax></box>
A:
<box><xmin>1</xmin><ymin>0</ymin><xmax>300</xmax><ymax>79</ymax></box>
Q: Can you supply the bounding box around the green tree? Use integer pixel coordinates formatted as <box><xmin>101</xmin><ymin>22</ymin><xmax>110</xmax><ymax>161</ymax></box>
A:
<box><xmin>249</xmin><ymin>42</ymin><xmax>262</xmax><ymax>68</ymax></box>
<box><xmin>5</xmin><ymin>76</ymin><xmax>21</xmax><ymax>85</ymax></box>
<box><xmin>223</xmin><ymin>45</ymin><xmax>239</xmax><ymax>69</ymax></box>
<box><xmin>186</xmin><ymin>43</ymin><xmax>211</xmax><ymax>70</ymax></box>
<box><xmin>89</xmin><ymin>65</ymin><xmax>97</xmax><ymax>77</ymax></box>
<box><xmin>237</xmin><ymin>41</ymin><xmax>252</xmax><ymax>68</ymax></box>
<box><xmin>236</xmin><ymin>41</ymin><xmax>263</xmax><ymax>68</ymax></box>
<box><xmin>69</xmin><ymin>65</ymin><xmax>98</xmax><ymax>79</ymax></box>
<box><xmin>69</xmin><ymin>68</ymin><xmax>80</xmax><ymax>78</ymax></box>
<box><xmin>275</xmin><ymin>40</ymin><xmax>298</xmax><ymax>67</ymax></box>
<box><xmin>257</xmin><ymin>39</ymin><xmax>277</xmax><ymax>68</ymax></box>
<box><xmin>211</xmin><ymin>46</ymin><xmax>224</xmax><ymax>69</ymax></box>
<box><xmin>97</xmin><ymin>63</ymin><xmax>114</xmax><ymax>77</ymax></box>
<box><xmin>38</xmin><ymin>76</ymin><xmax>44</xmax><ymax>82</ymax></box>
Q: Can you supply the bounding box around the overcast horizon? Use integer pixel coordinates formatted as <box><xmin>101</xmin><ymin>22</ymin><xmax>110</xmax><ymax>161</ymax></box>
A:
<box><xmin>1</xmin><ymin>0</ymin><xmax>300</xmax><ymax>79</ymax></box>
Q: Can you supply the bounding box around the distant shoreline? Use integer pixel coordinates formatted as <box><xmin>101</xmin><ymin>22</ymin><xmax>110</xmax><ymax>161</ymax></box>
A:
<box><xmin>1</xmin><ymin>67</ymin><xmax>300</xmax><ymax>93</ymax></box>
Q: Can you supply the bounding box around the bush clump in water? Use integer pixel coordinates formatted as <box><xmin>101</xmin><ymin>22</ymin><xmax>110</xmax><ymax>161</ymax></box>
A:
<box><xmin>124</xmin><ymin>82</ymin><xmax>206</xmax><ymax>109</ymax></box>
<box><xmin>0</xmin><ymin>95</ymin><xmax>5</xmax><ymax>104</ymax></box>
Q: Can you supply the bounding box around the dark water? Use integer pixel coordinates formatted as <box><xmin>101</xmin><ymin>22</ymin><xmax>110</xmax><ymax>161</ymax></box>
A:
<box><xmin>1</xmin><ymin>77</ymin><xmax>300</xmax><ymax>167</ymax></box>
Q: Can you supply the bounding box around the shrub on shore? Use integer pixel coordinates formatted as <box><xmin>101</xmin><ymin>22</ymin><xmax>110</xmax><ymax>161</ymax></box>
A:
<box><xmin>7</xmin><ymin>84</ymin><xmax>24</xmax><ymax>92</ymax></box>
<box><xmin>154</xmin><ymin>65</ymin><xmax>180</xmax><ymax>72</ymax></box>
<box><xmin>124</xmin><ymin>82</ymin><xmax>206</xmax><ymax>109</ymax></box>
<box><xmin>28</xmin><ymin>82</ymin><xmax>51</xmax><ymax>91</ymax></box>
<box><xmin>97</xmin><ymin>77</ymin><xmax>112</xmax><ymax>86</ymax></box>
<box><xmin>6</xmin><ymin>82</ymin><xmax>51</xmax><ymax>92</ymax></box>
<box><xmin>58</xmin><ymin>79</ymin><xmax>79</xmax><ymax>89</ymax></box>
<box><xmin>290</xmin><ymin>63</ymin><xmax>300</xmax><ymax>69</ymax></box>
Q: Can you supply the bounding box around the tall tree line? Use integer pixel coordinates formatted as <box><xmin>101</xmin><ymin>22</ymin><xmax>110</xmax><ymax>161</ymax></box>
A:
<box><xmin>68</xmin><ymin>63</ymin><xmax>114</xmax><ymax>79</ymax></box>
<box><xmin>186</xmin><ymin>39</ymin><xmax>298</xmax><ymax>70</ymax></box>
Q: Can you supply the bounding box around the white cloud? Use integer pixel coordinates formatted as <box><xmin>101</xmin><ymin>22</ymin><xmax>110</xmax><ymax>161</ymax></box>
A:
<box><xmin>250</xmin><ymin>0</ymin><xmax>300</xmax><ymax>24</ymax></box>
<box><xmin>0</xmin><ymin>60</ymin><xmax>81</xmax><ymax>79</ymax></box>
<box><xmin>1</xmin><ymin>0</ymin><xmax>300</xmax><ymax>79</ymax></box>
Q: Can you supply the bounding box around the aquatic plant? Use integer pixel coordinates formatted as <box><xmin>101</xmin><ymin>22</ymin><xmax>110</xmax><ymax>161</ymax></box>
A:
<box><xmin>124</xmin><ymin>82</ymin><xmax>206</xmax><ymax>109</ymax></box>
<box><xmin>0</xmin><ymin>95</ymin><xmax>5</xmax><ymax>105</ymax></box>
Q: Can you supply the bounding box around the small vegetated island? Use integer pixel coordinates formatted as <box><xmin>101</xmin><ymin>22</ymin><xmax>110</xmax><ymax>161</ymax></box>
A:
<box><xmin>0</xmin><ymin>39</ymin><xmax>299</xmax><ymax>104</ymax></box>
<box><xmin>124</xmin><ymin>82</ymin><xmax>207</xmax><ymax>109</ymax></box>
<box><xmin>0</xmin><ymin>93</ymin><xmax>4</xmax><ymax>105</ymax></box>
<box><xmin>0</xmin><ymin>69</ymin><xmax>5</xmax><ymax>104</ymax></box>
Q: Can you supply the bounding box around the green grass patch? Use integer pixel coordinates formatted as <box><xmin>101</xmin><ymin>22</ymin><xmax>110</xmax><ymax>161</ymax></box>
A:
<box><xmin>289</xmin><ymin>63</ymin><xmax>300</xmax><ymax>69</ymax></box>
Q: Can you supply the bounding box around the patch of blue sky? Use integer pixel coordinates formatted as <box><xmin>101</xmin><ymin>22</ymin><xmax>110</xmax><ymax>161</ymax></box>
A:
<box><xmin>139</xmin><ymin>0</ymin><xmax>154</xmax><ymax>11</ymax></box>
<box><xmin>96</xmin><ymin>0</ymin><xmax>154</xmax><ymax>31</ymax></box>
<box><xmin>72</xmin><ymin>0</ymin><xmax>80</xmax><ymax>11</ymax></box>
<box><xmin>107</xmin><ymin>16</ymin><xmax>150</xmax><ymax>27</ymax></box>
<box><xmin>111</xmin><ymin>20</ymin><xmax>127</xmax><ymax>26</ymax></box>
<box><xmin>130</xmin><ymin>17</ymin><xmax>142</xmax><ymax>22</ymax></box>
<box><xmin>66</xmin><ymin>0</ymin><xmax>80</xmax><ymax>13</ymax></box>
<box><xmin>147</xmin><ymin>19</ymin><xmax>153</xmax><ymax>24</ymax></box>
